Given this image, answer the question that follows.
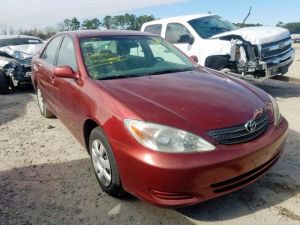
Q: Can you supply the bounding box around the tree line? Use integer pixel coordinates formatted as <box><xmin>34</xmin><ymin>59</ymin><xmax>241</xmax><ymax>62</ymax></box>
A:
<box><xmin>1</xmin><ymin>14</ymin><xmax>300</xmax><ymax>40</ymax></box>
<box><xmin>0</xmin><ymin>13</ymin><xmax>156</xmax><ymax>39</ymax></box>
<box><xmin>277</xmin><ymin>21</ymin><xmax>300</xmax><ymax>34</ymax></box>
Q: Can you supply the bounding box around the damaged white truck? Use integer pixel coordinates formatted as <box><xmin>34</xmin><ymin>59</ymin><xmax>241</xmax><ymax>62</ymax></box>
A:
<box><xmin>141</xmin><ymin>14</ymin><xmax>295</xmax><ymax>80</ymax></box>
<box><xmin>0</xmin><ymin>35</ymin><xmax>43</xmax><ymax>94</ymax></box>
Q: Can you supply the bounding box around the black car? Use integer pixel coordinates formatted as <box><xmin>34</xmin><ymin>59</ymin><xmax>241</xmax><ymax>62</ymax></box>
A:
<box><xmin>0</xmin><ymin>35</ymin><xmax>43</xmax><ymax>94</ymax></box>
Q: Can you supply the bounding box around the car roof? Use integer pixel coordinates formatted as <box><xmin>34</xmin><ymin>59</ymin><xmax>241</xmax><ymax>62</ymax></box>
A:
<box><xmin>142</xmin><ymin>14</ymin><xmax>215</xmax><ymax>26</ymax></box>
<box><xmin>0</xmin><ymin>35</ymin><xmax>42</xmax><ymax>40</ymax></box>
<box><xmin>60</xmin><ymin>30</ymin><xmax>155</xmax><ymax>38</ymax></box>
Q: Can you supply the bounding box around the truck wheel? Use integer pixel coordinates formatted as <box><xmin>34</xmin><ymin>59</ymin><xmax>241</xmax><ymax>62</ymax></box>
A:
<box><xmin>89</xmin><ymin>127</ymin><xmax>125</xmax><ymax>197</ymax></box>
<box><xmin>37</xmin><ymin>86</ymin><xmax>54</xmax><ymax>118</ymax></box>
<box><xmin>0</xmin><ymin>70</ymin><xmax>9</xmax><ymax>94</ymax></box>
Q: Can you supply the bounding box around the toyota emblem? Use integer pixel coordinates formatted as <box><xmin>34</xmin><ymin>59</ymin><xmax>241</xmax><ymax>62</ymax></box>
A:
<box><xmin>245</xmin><ymin>120</ymin><xmax>257</xmax><ymax>133</ymax></box>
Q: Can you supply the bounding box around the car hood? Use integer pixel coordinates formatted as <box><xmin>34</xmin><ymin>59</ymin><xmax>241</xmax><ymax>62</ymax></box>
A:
<box><xmin>0</xmin><ymin>44</ymin><xmax>42</xmax><ymax>60</ymax></box>
<box><xmin>212</xmin><ymin>26</ymin><xmax>290</xmax><ymax>45</ymax></box>
<box><xmin>97</xmin><ymin>69</ymin><xmax>267</xmax><ymax>135</ymax></box>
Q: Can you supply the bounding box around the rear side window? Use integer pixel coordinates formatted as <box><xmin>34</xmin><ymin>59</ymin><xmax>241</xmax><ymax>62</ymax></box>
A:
<box><xmin>41</xmin><ymin>36</ymin><xmax>63</xmax><ymax>65</ymax></box>
<box><xmin>57</xmin><ymin>36</ymin><xmax>77</xmax><ymax>71</ymax></box>
<box><xmin>165</xmin><ymin>23</ymin><xmax>192</xmax><ymax>44</ymax></box>
<box><xmin>144</xmin><ymin>24</ymin><xmax>162</xmax><ymax>36</ymax></box>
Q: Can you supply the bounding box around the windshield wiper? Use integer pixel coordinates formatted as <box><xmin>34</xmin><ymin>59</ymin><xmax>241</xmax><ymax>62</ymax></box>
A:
<box><xmin>96</xmin><ymin>68</ymin><xmax>194</xmax><ymax>80</ymax></box>
<box><xmin>97</xmin><ymin>74</ymin><xmax>142</xmax><ymax>80</ymax></box>
<box><xmin>146</xmin><ymin>67</ymin><xmax>194</xmax><ymax>76</ymax></box>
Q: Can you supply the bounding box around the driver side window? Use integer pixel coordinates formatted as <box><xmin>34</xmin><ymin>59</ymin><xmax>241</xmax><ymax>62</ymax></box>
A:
<box><xmin>165</xmin><ymin>23</ymin><xmax>193</xmax><ymax>44</ymax></box>
<box><xmin>56</xmin><ymin>36</ymin><xmax>77</xmax><ymax>71</ymax></box>
<box><xmin>41</xmin><ymin>36</ymin><xmax>63</xmax><ymax>65</ymax></box>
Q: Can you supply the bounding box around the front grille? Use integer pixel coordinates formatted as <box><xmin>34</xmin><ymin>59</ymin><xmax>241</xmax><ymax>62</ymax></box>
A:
<box><xmin>207</xmin><ymin>112</ymin><xmax>268</xmax><ymax>145</ymax></box>
<box><xmin>261</xmin><ymin>36</ymin><xmax>292</xmax><ymax>60</ymax></box>
<box><xmin>210</xmin><ymin>150</ymin><xmax>281</xmax><ymax>193</ymax></box>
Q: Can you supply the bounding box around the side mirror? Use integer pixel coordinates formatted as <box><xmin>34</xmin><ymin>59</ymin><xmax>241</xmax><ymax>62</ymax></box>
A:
<box><xmin>177</xmin><ymin>34</ymin><xmax>194</xmax><ymax>44</ymax></box>
<box><xmin>54</xmin><ymin>66</ymin><xmax>75</xmax><ymax>79</ymax></box>
<box><xmin>190</xmin><ymin>55</ymin><xmax>199</xmax><ymax>63</ymax></box>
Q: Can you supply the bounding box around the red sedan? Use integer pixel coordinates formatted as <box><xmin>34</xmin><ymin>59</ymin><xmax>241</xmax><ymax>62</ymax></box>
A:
<box><xmin>31</xmin><ymin>30</ymin><xmax>288</xmax><ymax>207</ymax></box>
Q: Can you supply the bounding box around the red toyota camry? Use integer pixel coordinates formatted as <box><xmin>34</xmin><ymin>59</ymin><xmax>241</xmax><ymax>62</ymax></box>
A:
<box><xmin>31</xmin><ymin>30</ymin><xmax>288</xmax><ymax>207</ymax></box>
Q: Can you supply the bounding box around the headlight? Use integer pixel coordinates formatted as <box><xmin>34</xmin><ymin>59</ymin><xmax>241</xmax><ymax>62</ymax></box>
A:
<box><xmin>12</xmin><ymin>51</ymin><xmax>25</xmax><ymax>60</ymax></box>
<box><xmin>268</xmin><ymin>94</ymin><xmax>281</xmax><ymax>125</ymax></box>
<box><xmin>124</xmin><ymin>119</ymin><xmax>215</xmax><ymax>153</ymax></box>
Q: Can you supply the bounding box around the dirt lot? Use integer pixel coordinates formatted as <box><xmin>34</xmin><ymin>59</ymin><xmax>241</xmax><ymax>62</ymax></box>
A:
<box><xmin>0</xmin><ymin>52</ymin><xmax>300</xmax><ymax>225</ymax></box>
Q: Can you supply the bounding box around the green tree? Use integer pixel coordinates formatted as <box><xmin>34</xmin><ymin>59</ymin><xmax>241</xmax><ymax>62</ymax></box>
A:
<box><xmin>102</xmin><ymin>16</ymin><xmax>112</xmax><ymax>29</ymax></box>
<box><xmin>282</xmin><ymin>22</ymin><xmax>300</xmax><ymax>34</ymax></box>
<box><xmin>82</xmin><ymin>18</ymin><xmax>101</xmax><ymax>30</ymax></box>
<box><xmin>63</xmin><ymin>18</ymin><xmax>71</xmax><ymax>31</ymax></box>
<box><xmin>136</xmin><ymin>15</ymin><xmax>156</xmax><ymax>30</ymax></box>
<box><xmin>91</xmin><ymin>18</ymin><xmax>101</xmax><ymax>29</ymax></box>
<box><xmin>70</xmin><ymin>17</ymin><xmax>80</xmax><ymax>30</ymax></box>
<box><xmin>82</xmin><ymin>19</ymin><xmax>94</xmax><ymax>29</ymax></box>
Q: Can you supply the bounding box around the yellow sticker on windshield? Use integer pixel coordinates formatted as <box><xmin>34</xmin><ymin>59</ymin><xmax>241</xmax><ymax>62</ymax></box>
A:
<box><xmin>87</xmin><ymin>56</ymin><xmax>127</xmax><ymax>69</ymax></box>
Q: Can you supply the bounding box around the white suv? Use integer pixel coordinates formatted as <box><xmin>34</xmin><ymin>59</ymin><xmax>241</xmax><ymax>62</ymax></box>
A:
<box><xmin>141</xmin><ymin>14</ymin><xmax>295</xmax><ymax>79</ymax></box>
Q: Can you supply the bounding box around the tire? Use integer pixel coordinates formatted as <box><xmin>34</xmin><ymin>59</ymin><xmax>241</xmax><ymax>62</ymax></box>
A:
<box><xmin>36</xmin><ymin>86</ymin><xmax>54</xmax><ymax>118</ymax></box>
<box><xmin>89</xmin><ymin>127</ymin><xmax>125</xmax><ymax>197</ymax></box>
<box><xmin>0</xmin><ymin>70</ymin><xmax>9</xmax><ymax>94</ymax></box>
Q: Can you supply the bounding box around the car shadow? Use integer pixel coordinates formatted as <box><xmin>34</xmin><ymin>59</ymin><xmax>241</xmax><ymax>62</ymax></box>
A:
<box><xmin>0</xmin><ymin>87</ymin><xmax>35</xmax><ymax>126</ymax></box>
<box><xmin>177</xmin><ymin>128</ymin><xmax>300</xmax><ymax>222</ymax></box>
<box><xmin>251</xmin><ymin>79</ymin><xmax>300</xmax><ymax>99</ymax></box>
<box><xmin>0</xmin><ymin>158</ymin><xmax>194</xmax><ymax>225</ymax></box>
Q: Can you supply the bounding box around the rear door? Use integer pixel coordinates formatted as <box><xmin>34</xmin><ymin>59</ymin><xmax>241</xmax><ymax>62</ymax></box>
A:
<box><xmin>36</xmin><ymin>36</ymin><xmax>63</xmax><ymax>113</ymax></box>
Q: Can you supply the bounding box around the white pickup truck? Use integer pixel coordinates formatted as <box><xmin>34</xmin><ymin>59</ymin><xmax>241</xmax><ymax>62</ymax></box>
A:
<box><xmin>141</xmin><ymin>14</ymin><xmax>295</xmax><ymax>79</ymax></box>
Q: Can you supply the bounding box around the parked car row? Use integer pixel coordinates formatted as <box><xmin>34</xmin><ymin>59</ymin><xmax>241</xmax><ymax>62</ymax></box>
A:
<box><xmin>30</xmin><ymin>30</ymin><xmax>288</xmax><ymax>207</ymax></box>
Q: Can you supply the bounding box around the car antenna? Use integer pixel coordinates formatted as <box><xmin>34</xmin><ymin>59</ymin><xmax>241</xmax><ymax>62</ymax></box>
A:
<box><xmin>241</xmin><ymin>6</ymin><xmax>252</xmax><ymax>28</ymax></box>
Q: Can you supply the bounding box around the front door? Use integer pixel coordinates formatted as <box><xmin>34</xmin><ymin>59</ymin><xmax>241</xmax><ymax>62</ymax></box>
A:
<box><xmin>52</xmin><ymin>36</ymin><xmax>81</xmax><ymax>135</ymax></box>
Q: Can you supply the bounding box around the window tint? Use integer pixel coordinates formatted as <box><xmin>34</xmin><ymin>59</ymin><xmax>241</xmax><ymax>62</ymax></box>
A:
<box><xmin>57</xmin><ymin>36</ymin><xmax>77</xmax><ymax>71</ymax></box>
<box><xmin>41</xmin><ymin>36</ymin><xmax>63</xmax><ymax>65</ymax></box>
<box><xmin>144</xmin><ymin>24</ymin><xmax>162</xmax><ymax>36</ymax></box>
<box><xmin>165</xmin><ymin>23</ymin><xmax>193</xmax><ymax>44</ymax></box>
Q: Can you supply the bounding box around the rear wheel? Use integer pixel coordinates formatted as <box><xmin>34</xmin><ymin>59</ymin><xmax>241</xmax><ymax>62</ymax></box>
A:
<box><xmin>0</xmin><ymin>70</ymin><xmax>9</xmax><ymax>95</ymax></box>
<box><xmin>37</xmin><ymin>86</ymin><xmax>54</xmax><ymax>118</ymax></box>
<box><xmin>89</xmin><ymin>127</ymin><xmax>125</xmax><ymax>197</ymax></box>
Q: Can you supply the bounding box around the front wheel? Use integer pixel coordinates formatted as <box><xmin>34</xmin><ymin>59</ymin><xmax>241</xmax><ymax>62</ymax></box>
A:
<box><xmin>89</xmin><ymin>127</ymin><xmax>125</xmax><ymax>197</ymax></box>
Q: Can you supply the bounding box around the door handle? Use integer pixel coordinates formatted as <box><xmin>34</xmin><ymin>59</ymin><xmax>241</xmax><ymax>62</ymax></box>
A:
<box><xmin>50</xmin><ymin>75</ymin><xmax>55</xmax><ymax>85</ymax></box>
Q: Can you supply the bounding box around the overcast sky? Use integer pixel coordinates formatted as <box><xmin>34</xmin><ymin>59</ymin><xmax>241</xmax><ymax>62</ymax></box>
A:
<box><xmin>0</xmin><ymin>0</ymin><xmax>299</xmax><ymax>30</ymax></box>
<box><xmin>0</xmin><ymin>0</ymin><xmax>186</xmax><ymax>29</ymax></box>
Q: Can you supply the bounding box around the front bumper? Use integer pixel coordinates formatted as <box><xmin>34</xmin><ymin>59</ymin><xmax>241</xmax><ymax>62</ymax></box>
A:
<box><xmin>111</xmin><ymin>118</ymin><xmax>288</xmax><ymax>207</ymax></box>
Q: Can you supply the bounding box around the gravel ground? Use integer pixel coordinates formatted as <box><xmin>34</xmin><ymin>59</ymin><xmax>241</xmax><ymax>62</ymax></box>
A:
<box><xmin>0</xmin><ymin>71</ymin><xmax>300</xmax><ymax>224</ymax></box>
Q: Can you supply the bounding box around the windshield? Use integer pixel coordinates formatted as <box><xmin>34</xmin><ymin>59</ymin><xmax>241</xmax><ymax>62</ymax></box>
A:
<box><xmin>188</xmin><ymin>16</ymin><xmax>237</xmax><ymax>39</ymax></box>
<box><xmin>80</xmin><ymin>35</ymin><xmax>195</xmax><ymax>80</ymax></box>
<box><xmin>0</xmin><ymin>38</ymin><xmax>43</xmax><ymax>47</ymax></box>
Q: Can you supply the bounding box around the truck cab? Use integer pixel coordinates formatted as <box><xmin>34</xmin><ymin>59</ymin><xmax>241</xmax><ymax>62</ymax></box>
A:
<box><xmin>141</xmin><ymin>14</ymin><xmax>295</xmax><ymax>80</ymax></box>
